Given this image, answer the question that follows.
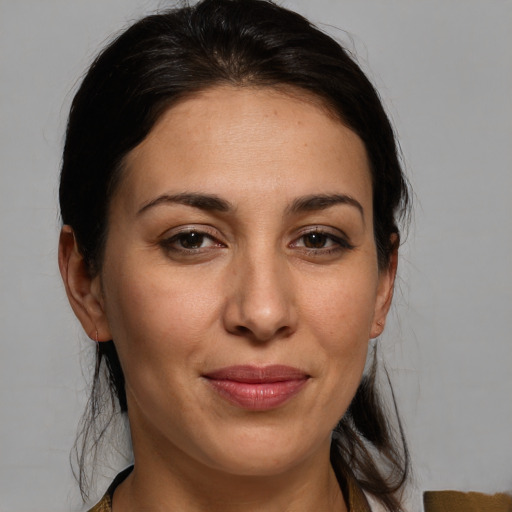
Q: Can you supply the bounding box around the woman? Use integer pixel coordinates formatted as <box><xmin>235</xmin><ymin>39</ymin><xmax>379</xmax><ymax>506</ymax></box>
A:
<box><xmin>58</xmin><ymin>0</ymin><xmax>411</xmax><ymax>510</ymax></box>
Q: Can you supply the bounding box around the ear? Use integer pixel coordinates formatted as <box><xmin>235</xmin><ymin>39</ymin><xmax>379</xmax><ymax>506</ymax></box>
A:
<box><xmin>58</xmin><ymin>225</ymin><xmax>112</xmax><ymax>341</ymax></box>
<box><xmin>370</xmin><ymin>234</ymin><xmax>399</xmax><ymax>339</ymax></box>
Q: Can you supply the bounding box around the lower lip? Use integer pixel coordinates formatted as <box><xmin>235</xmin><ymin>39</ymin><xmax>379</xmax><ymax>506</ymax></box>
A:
<box><xmin>205</xmin><ymin>378</ymin><xmax>308</xmax><ymax>411</ymax></box>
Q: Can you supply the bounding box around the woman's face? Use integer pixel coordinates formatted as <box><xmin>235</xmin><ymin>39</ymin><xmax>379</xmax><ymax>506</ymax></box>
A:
<box><xmin>90</xmin><ymin>86</ymin><xmax>395</xmax><ymax>477</ymax></box>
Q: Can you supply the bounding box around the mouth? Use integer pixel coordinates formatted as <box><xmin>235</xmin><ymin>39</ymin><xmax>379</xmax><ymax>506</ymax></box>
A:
<box><xmin>203</xmin><ymin>365</ymin><xmax>310</xmax><ymax>411</ymax></box>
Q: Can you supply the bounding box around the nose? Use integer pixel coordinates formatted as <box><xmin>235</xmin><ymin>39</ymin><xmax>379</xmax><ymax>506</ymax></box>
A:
<box><xmin>223</xmin><ymin>251</ymin><xmax>297</xmax><ymax>343</ymax></box>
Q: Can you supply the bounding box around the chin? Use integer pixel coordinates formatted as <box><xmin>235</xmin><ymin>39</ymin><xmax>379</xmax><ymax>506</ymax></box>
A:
<box><xmin>211</xmin><ymin>452</ymin><xmax>307</xmax><ymax>478</ymax></box>
<box><xmin>199</xmin><ymin>426</ymin><xmax>328</xmax><ymax>478</ymax></box>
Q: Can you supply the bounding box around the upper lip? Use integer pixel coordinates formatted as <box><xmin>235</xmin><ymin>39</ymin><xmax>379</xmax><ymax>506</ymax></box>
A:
<box><xmin>203</xmin><ymin>365</ymin><xmax>309</xmax><ymax>383</ymax></box>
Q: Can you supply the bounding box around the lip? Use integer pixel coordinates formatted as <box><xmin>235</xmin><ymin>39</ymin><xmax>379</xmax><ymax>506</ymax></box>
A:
<box><xmin>203</xmin><ymin>365</ymin><xmax>310</xmax><ymax>411</ymax></box>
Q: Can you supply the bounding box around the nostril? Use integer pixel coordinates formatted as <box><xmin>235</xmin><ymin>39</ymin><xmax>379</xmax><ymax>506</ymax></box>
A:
<box><xmin>231</xmin><ymin>323</ymin><xmax>293</xmax><ymax>342</ymax></box>
<box><xmin>235</xmin><ymin>325</ymin><xmax>252</xmax><ymax>336</ymax></box>
<box><xmin>275</xmin><ymin>325</ymin><xmax>290</xmax><ymax>337</ymax></box>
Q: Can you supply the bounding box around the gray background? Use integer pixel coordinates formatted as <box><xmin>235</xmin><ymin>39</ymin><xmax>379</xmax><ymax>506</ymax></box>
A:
<box><xmin>1</xmin><ymin>1</ymin><xmax>511</xmax><ymax>510</ymax></box>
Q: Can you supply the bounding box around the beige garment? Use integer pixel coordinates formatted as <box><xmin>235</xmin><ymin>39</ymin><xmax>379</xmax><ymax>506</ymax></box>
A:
<box><xmin>423</xmin><ymin>490</ymin><xmax>512</xmax><ymax>512</ymax></box>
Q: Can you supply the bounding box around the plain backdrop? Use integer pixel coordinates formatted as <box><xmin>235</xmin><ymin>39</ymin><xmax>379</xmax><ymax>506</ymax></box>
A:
<box><xmin>1</xmin><ymin>1</ymin><xmax>511</xmax><ymax>510</ymax></box>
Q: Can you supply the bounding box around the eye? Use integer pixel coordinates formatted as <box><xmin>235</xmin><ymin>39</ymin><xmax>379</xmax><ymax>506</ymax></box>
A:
<box><xmin>301</xmin><ymin>232</ymin><xmax>333</xmax><ymax>249</ymax></box>
<box><xmin>176</xmin><ymin>231</ymin><xmax>209</xmax><ymax>249</ymax></box>
<box><xmin>290</xmin><ymin>228</ymin><xmax>354</xmax><ymax>255</ymax></box>
<box><xmin>160</xmin><ymin>228</ymin><xmax>225</xmax><ymax>254</ymax></box>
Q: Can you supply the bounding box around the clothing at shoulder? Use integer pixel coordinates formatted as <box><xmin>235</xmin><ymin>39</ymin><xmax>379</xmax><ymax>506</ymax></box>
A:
<box><xmin>423</xmin><ymin>490</ymin><xmax>512</xmax><ymax>512</ymax></box>
<box><xmin>88</xmin><ymin>495</ymin><xmax>111</xmax><ymax>512</ymax></box>
<box><xmin>88</xmin><ymin>466</ymin><xmax>131</xmax><ymax>512</ymax></box>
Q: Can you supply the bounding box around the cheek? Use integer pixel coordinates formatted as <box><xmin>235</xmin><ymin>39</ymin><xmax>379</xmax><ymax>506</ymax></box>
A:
<box><xmin>101</xmin><ymin>258</ymin><xmax>224</xmax><ymax>377</ymax></box>
<box><xmin>302</xmin><ymin>267</ymin><xmax>378</xmax><ymax>347</ymax></box>
<box><xmin>298</xmin><ymin>266</ymin><xmax>378</xmax><ymax>406</ymax></box>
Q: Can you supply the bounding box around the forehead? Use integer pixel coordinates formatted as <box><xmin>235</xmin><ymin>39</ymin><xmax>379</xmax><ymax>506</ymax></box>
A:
<box><xmin>117</xmin><ymin>86</ymin><xmax>372</xmax><ymax>213</ymax></box>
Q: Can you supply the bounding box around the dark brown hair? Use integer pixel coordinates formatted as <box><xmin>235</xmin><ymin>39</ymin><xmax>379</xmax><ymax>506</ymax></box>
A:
<box><xmin>60</xmin><ymin>0</ymin><xmax>410</xmax><ymax>509</ymax></box>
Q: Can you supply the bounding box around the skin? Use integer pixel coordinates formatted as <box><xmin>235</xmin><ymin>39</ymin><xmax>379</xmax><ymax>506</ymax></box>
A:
<box><xmin>59</xmin><ymin>86</ymin><xmax>397</xmax><ymax>512</ymax></box>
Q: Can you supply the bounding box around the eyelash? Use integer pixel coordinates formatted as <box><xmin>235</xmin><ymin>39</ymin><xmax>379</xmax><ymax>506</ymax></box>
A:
<box><xmin>290</xmin><ymin>228</ymin><xmax>354</xmax><ymax>256</ymax></box>
<box><xmin>159</xmin><ymin>228</ymin><xmax>225</xmax><ymax>254</ymax></box>
<box><xmin>159</xmin><ymin>227</ymin><xmax>354</xmax><ymax>257</ymax></box>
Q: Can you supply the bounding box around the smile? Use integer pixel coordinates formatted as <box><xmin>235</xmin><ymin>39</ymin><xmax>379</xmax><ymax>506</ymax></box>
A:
<box><xmin>203</xmin><ymin>365</ymin><xmax>310</xmax><ymax>411</ymax></box>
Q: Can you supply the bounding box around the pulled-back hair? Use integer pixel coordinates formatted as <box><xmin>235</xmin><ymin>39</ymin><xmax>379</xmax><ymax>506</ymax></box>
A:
<box><xmin>60</xmin><ymin>0</ymin><xmax>410</xmax><ymax>509</ymax></box>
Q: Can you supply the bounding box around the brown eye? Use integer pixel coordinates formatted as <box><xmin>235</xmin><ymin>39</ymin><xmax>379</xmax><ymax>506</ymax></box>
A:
<box><xmin>178</xmin><ymin>231</ymin><xmax>205</xmax><ymax>249</ymax></box>
<box><xmin>290</xmin><ymin>228</ymin><xmax>354</xmax><ymax>255</ymax></box>
<box><xmin>160</xmin><ymin>228</ymin><xmax>225</xmax><ymax>254</ymax></box>
<box><xmin>303</xmin><ymin>232</ymin><xmax>328</xmax><ymax>248</ymax></box>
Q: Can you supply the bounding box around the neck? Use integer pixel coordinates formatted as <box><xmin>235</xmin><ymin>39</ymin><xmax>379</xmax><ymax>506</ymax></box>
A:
<box><xmin>112</xmin><ymin>432</ymin><xmax>347</xmax><ymax>512</ymax></box>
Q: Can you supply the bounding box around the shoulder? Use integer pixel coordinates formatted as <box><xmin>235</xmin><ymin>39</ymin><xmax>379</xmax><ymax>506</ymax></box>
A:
<box><xmin>87</xmin><ymin>494</ymin><xmax>111</xmax><ymax>512</ymax></box>
<box><xmin>87</xmin><ymin>466</ymin><xmax>133</xmax><ymax>512</ymax></box>
<box><xmin>423</xmin><ymin>490</ymin><xmax>512</xmax><ymax>512</ymax></box>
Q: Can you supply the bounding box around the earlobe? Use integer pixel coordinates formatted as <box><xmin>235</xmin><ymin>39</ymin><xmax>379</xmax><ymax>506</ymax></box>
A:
<box><xmin>370</xmin><ymin>236</ymin><xmax>399</xmax><ymax>339</ymax></box>
<box><xmin>58</xmin><ymin>226</ymin><xmax>112</xmax><ymax>341</ymax></box>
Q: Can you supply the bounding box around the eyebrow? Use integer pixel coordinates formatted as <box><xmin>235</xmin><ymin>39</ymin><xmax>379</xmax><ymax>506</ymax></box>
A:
<box><xmin>137</xmin><ymin>191</ymin><xmax>363</xmax><ymax>219</ymax></box>
<box><xmin>287</xmin><ymin>193</ymin><xmax>364</xmax><ymax>218</ymax></box>
<box><xmin>137</xmin><ymin>192</ymin><xmax>232</xmax><ymax>215</ymax></box>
